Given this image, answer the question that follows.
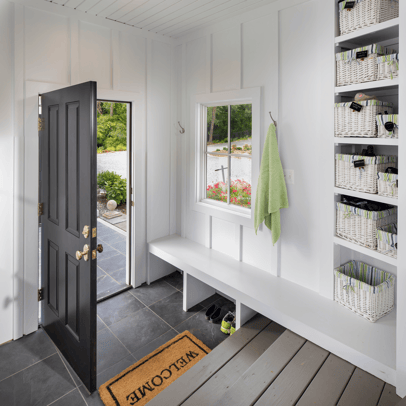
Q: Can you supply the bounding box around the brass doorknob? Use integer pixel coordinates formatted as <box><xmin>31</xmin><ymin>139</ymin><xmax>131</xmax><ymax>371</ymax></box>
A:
<box><xmin>96</xmin><ymin>244</ymin><xmax>103</xmax><ymax>253</ymax></box>
<box><xmin>76</xmin><ymin>244</ymin><xmax>90</xmax><ymax>261</ymax></box>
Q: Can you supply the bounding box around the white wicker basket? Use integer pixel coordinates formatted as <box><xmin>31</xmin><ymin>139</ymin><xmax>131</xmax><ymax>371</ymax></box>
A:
<box><xmin>378</xmin><ymin>172</ymin><xmax>398</xmax><ymax>198</ymax></box>
<box><xmin>336</xmin><ymin>154</ymin><xmax>396</xmax><ymax>193</ymax></box>
<box><xmin>336</xmin><ymin>44</ymin><xmax>387</xmax><ymax>87</ymax></box>
<box><xmin>376</xmin><ymin>114</ymin><xmax>398</xmax><ymax>138</ymax></box>
<box><xmin>338</xmin><ymin>0</ymin><xmax>399</xmax><ymax>36</ymax></box>
<box><xmin>335</xmin><ymin>100</ymin><xmax>393</xmax><ymax>137</ymax></box>
<box><xmin>377</xmin><ymin>53</ymin><xmax>399</xmax><ymax>80</ymax></box>
<box><xmin>336</xmin><ymin>202</ymin><xmax>397</xmax><ymax>249</ymax></box>
<box><xmin>334</xmin><ymin>260</ymin><xmax>395</xmax><ymax>322</ymax></box>
<box><xmin>377</xmin><ymin>224</ymin><xmax>397</xmax><ymax>258</ymax></box>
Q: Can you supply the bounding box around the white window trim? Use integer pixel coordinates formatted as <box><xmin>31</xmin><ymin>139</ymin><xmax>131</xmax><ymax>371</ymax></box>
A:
<box><xmin>190</xmin><ymin>88</ymin><xmax>261</xmax><ymax>228</ymax></box>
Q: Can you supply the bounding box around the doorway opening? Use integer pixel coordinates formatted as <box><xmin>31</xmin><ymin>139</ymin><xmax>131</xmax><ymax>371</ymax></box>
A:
<box><xmin>96</xmin><ymin>100</ymin><xmax>132</xmax><ymax>302</ymax></box>
<box><xmin>38</xmin><ymin>98</ymin><xmax>133</xmax><ymax>326</ymax></box>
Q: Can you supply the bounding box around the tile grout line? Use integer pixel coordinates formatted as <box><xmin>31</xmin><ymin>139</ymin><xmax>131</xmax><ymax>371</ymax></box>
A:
<box><xmin>57</xmin><ymin>350</ymin><xmax>79</xmax><ymax>389</ymax></box>
<box><xmin>46</xmin><ymin>388</ymin><xmax>77</xmax><ymax>406</ymax></box>
<box><xmin>97</xmin><ymin>253</ymin><xmax>125</xmax><ymax>268</ymax></box>
<box><xmin>104</xmin><ymin>323</ymin><xmax>135</xmax><ymax>364</ymax></box>
<box><xmin>0</xmin><ymin>352</ymin><xmax>57</xmax><ymax>384</ymax></box>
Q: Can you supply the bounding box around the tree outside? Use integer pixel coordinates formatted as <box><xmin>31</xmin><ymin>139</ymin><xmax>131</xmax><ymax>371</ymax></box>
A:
<box><xmin>97</xmin><ymin>102</ymin><xmax>127</xmax><ymax>153</ymax></box>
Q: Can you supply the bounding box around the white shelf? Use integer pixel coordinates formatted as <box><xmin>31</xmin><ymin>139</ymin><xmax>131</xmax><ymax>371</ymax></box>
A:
<box><xmin>334</xmin><ymin>236</ymin><xmax>397</xmax><ymax>266</ymax></box>
<box><xmin>335</xmin><ymin>78</ymin><xmax>399</xmax><ymax>94</ymax></box>
<box><xmin>334</xmin><ymin>137</ymin><xmax>398</xmax><ymax>146</ymax></box>
<box><xmin>335</xmin><ymin>18</ymin><xmax>399</xmax><ymax>46</ymax></box>
<box><xmin>334</xmin><ymin>187</ymin><xmax>398</xmax><ymax>206</ymax></box>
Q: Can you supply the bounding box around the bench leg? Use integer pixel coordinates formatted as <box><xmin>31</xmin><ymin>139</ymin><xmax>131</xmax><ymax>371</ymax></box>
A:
<box><xmin>147</xmin><ymin>253</ymin><xmax>176</xmax><ymax>285</ymax></box>
<box><xmin>183</xmin><ymin>273</ymin><xmax>216</xmax><ymax>312</ymax></box>
<box><xmin>236</xmin><ymin>301</ymin><xmax>257</xmax><ymax>330</ymax></box>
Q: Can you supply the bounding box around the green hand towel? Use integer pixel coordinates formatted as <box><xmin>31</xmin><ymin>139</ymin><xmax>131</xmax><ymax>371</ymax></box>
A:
<box><xmin>254</xmin><ymin>124</ymin><xmax>289</xmax><ymax>245</ymax></box>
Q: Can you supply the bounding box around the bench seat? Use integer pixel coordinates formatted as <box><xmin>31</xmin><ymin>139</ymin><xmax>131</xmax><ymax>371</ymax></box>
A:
<box><xmin>148</xmin><ymin>234</ymin><xmax>396</xmax><ymax>386</ymax></box>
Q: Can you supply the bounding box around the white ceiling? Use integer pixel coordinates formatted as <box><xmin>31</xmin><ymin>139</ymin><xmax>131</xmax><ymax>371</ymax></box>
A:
<box><xmin>45</xmin><ymin>0</ymin><xmax>277</xmax><ymax>38</ymax></box>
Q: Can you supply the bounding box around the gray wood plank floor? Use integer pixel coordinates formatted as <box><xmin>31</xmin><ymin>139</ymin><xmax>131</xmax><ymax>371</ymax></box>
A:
<box><xmin>150</xmin><ymin>316</ymin><xmax>403</xmax><ymax>406</ymax></box>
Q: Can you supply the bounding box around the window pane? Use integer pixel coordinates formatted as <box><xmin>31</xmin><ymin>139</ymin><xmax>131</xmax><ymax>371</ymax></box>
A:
<box><xmin>230</xmin><ymin>155</ymin><xmax>252</xmax><ymax>209</ymax></box>
<box><xmin>207</xmin><ymin>105</ymin><xmax>229</xmax><ymax>148</ymax></box>
<box><xmin>206</xmin><ymin>153</ymin><xmax>228</xmax><ymax>204</ymax></box>
<box><xmin>230</xmin><ymin>104</ymin><xmax>252</xmax><ymax>154</ymax></box>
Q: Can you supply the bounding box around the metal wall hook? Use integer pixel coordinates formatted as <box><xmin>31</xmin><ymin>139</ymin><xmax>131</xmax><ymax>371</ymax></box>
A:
<box><xmin>178</xmin><ymin>121</ymin><xmax>185</xmax><ymax>134</ymax></box>
<box><xmin>269</xmin><ymin>111</ymin><xmax>277</xmax><ymax>127</ymax></box>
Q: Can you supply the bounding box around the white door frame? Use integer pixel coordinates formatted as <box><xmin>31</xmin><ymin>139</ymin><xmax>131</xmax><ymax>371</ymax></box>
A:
<box><xmin>16</xmin><ymin>80</ymin><xmax>146</xmax><ymax>338</ymax></box>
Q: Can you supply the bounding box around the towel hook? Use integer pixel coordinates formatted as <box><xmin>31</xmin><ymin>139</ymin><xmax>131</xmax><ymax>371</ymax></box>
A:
<box><xmin>269</xmin><ymin>111</ymin><xmax>277</xmax><ymax>127</ymax></box>
<box><xmin>178</xmin><ymin>121</ymin><xmax>185</xmax><ymax>134</ymax></box>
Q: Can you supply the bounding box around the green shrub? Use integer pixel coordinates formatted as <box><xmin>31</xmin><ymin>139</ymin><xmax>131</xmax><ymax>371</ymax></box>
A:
<box><xmin>104</xmin><ymin>136</ymin><xmax>127</xmax><ymax>151</ymax></box>
<box><xmin>97</xmin><ymin>171</ymin><xmax>121</xmax><ymax>189</ymax></box>
<box><xmin>223</xmin><ymin>147</ymin><xmax>228</xmax><ymax>151</ymax></box>
<box><xmin>216</xmin><ymin>149</ymin><xmax>221</xmax><ymax>152</ymax></box>
<box><xmin>104</xmin><ymin>178</ymin><xmax>127</xmax><ymax>205</ymax></box>
<box><xmin>236</xmin><ymin>147</ymin><xmax>242</xmax><ymax>150</ymax></box>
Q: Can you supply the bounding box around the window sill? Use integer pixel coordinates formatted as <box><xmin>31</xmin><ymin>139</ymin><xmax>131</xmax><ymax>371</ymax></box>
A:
<box><xmin>192</xmin><ymin>199</ymin><xmax>253</xmax><ymax>228</ymax></box>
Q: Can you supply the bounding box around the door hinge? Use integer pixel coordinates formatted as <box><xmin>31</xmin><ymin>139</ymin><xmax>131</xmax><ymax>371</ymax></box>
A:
<box><xmin>38</xmin><ymin>117</ymin><xmax>44</xmax><ymax>131</ymax></box>
<box><xmin>38</xmin><ymin>203</ymin><xmax>44</xmax><ymax>216</ymax></box>
<box><xmin>38</xmin><ymin>288</ymin><xmax>44</xmax><ymax>302</ymax></box>
<box><xmin>131</xmin><ymin>201</ymin><xmax>134</xmax><ymax>207</ymax></box>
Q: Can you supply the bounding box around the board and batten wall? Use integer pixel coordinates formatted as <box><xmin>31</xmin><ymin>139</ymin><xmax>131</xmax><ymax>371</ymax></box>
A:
<box><xmin>1</xmin><ymin>0</ymin><xmax>177</xmax><ymax>343</ymax></box>
<box><xmin>0</xmin><ymin>0</ymin><xmax>15</xmax><ymax>346</ymax></box>
<box><xmin>175</xmin><ymin>0</ymin><xmax>334</xmax><ymax>294</ymax></box>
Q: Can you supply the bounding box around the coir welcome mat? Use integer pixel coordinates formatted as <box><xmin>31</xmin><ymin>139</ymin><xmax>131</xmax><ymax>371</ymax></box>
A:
<box><xmin>99</xmin><ymin>331</ymin><xmax>211</xmax><ymax>406</ymax></box>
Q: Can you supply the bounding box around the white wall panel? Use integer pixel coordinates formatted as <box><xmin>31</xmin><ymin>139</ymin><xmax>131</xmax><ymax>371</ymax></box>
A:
<box><xmin>79</xmin><ymin>21</ymin><xmax>112</xmax><ymax>89</ymax></box>
<box><xmin>25</xmin><ymin>7</ymin><xmax>70</xmax><ymax>84</ymax></box>
<box><xmin>186</xmin><ymin>37</ymin><xmax>207</xmax><ymax>96</ymax></box>
<box><xmin>118</xmin><ymin>31</ymin><xmax>146</xmax><ymax>93</ymax></box>
<box><xmin>186</xmin><ymin>211</ymin><xmax>207</xmax><ymax>246</ymax></box>
<box><xmin>242</xmin><ymin>16</ymin><xmax>274</xmax><ymax>90</ymax></box>
<box><xmin>175</xmin><ymin>44</ymin><xmax>183</xmax><ymax>235</ymax></box>
<box><xmin>0</xmin><ymin>0</ymin><xmax>14</xmax><ymax>345</ymax></box>
<box><xmin>242</xmin><ymin>226</ymin><xmax>274</xmax><ymax>272</ymax></box>
<box><xmin>278</xmin><ymin>0</ymin><xmax>323</xmax><ymax>292</ymax></box>
<box><xmin>212</xmin><ymin>26</ymin><xmax>240</xmax><ymax>92</ymax></box>
<box><xmin>212</xmin><ymin>218</ymin><xmax>235</xmax><ymax>258</ymax></box>
<box><xmin>147</xmin><ymin>40</ymin><xmax>172</xmax><ymax>241</ymax></box>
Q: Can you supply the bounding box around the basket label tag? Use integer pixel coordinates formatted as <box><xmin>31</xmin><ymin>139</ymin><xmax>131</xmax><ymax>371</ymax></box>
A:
<box><xmin>344</xmin><ymin>1</ymin><xmax>355</xmax><ymax>9</ymax></box>
<box><xmin>356</xmin><ymin>50</ymin><xmax>368</xmax><ymax>59</ymax></box>
<box><xmin>384</xmin><ymin>121</ymin><xmax>394</xmax><ymax>132</ymax></box>
<box><xmin>350</xmin><ymin>102</ymin><xmax>362</xmax><ymax>112</ymax></box>
<box><xmin>354</xmin><ymin>159</ymin><xmax>365</xmax><ymax>168</ymax></box>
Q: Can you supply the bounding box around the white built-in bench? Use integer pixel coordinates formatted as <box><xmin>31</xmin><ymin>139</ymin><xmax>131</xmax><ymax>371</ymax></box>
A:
<box><xmin>148</xmin><ymin>234</ymin><xmax>397</xmax><ymax>385</ymax></box>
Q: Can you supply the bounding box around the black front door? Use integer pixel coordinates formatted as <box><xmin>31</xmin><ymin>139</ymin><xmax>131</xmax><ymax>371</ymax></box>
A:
<box><xmin>39</xmin><ymin>82</ymin><xmax>98</xmax><ymax>393</ymax></box>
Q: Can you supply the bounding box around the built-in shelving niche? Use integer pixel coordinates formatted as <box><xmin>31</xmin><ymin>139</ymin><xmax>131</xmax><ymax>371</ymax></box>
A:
<box><xmin>332</xmin><ymin>13</ymin><xmax>400</xmax><ymax>384</ymax></box>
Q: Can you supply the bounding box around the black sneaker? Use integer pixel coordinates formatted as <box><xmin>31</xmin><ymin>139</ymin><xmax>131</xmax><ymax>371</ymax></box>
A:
<box><xmin>209</xmin><ymin>307</ymin><xmax>222</xmax><ymax>323</ymax></box>
<box><xmin>205</xmin><ymin>304</ymin><xmax>218</xmax><ymax>321</ymax></box>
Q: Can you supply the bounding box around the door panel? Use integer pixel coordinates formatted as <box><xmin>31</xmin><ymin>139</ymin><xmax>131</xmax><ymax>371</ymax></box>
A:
<box><xmin>40</xmin><ymin>81</ymin><xmax>97</xmax><ymax>393</ymax></box>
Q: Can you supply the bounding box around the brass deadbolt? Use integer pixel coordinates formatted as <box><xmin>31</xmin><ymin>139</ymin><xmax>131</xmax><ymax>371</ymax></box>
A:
<box><xmin>82</xmin><ymin>225</ymin><xmax>90</xmax><ymax>239</ymax></box>
<box><xmin>76</xmin><ymin>244</ymin><xmax>90</xmax><ymax>261</ymax></box>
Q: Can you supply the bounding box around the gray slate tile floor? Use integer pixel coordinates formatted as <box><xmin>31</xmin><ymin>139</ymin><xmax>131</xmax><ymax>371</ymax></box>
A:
<box><xmin>0</xmin><ymin>271</ymin><xmax>233</xmax><ymax>405</ymax></box>
<box><xmin>96</xmin><ymin>219</ymin><xmax>128</xmax><ymax>300</ymax></box>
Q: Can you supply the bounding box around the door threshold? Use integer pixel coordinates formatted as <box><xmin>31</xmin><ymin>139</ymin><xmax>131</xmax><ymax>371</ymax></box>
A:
<box><xmin>97</xmin><ymin>285</ymin><xmax>132</xmax><ymax>304</ymax></box>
